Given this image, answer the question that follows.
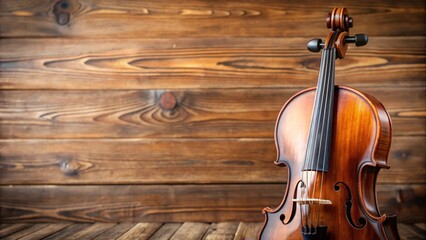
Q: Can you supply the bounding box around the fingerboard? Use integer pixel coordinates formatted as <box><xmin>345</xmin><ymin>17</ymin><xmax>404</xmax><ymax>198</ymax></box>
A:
<box><xmin>302</xmin><ymin>47</ymin><xmax>336</xmax><ymax>172</ymax></box>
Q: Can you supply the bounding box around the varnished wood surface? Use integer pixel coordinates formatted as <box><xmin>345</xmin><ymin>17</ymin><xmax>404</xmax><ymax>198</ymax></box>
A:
<box><xmin>0</xmin><ymin>0</ymin><xmax>425</xmax><ymax>225</ymax></box>
<box><xmin>0</xmin><ymin>222</ymin><xmax>424</xmax><ymax>240</ymax></box>
<box><xmin>0</xmin><ymin>184</ymin><xmax>424</xmax><ymax>223</ymax></box>
<box><xmin>0</xmin><ymin>89</ymin><xmax>423</xmax><ymax>138</ymax></box>
<box><xmin>0</xmin><ymin>0</ymin><xmax>424</xmax><ymax>38</ymax></box>
<box><xmin>0</xmin><ymin>37</ymin><xmax>424</xmax><ymax>90</ymax></box>
<box><xmin>0</xmin><ymin>137</ymin><xmax>424</xmax><ymax>184</ymax></box>
<box><xmin>261</xmin><ymin>87</ymin><xmax>395</xmax><ymax>239</ymax></box>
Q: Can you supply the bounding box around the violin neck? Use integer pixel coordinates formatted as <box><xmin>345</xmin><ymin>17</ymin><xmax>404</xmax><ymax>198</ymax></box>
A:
<box><xmin>303</xmin><ymin>48</ymin><xmax>336</xmax><ymax>172</ymax></box>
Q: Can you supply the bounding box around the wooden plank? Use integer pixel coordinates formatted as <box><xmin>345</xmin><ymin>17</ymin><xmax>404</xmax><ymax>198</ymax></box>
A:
<box><xmin>43</xmin><ymin>224</ymin><xmax>91</xmax><ymax>240</ymax></box>
<box><xmin>0</xmin><ymin>136</ymin><xmax>423</xmax><ymax>184</ymax></box>
<box><xmin>398</xmin><ymin>223</ymin><xmax>426</xmax><ymax>240</ymax></box>
<box><xmin>0</xmin><ymin>184</ymin><xmax>281</xmax><ymax>223</ymax></box>
<box><xmin>0</xmin><ymin>37</ymin><xmax>424</xmax><ymax>90</ymax></box>
<box><xmin>0</xmin><ymin>184</ymin><xmax>423</xmax><ymax>223</ymax></box>
<box><xmin>149</xmin><ymin>223</ymin><xmax>182</xmax><ymax>240</ymax></box>
<box><xmin>0</xmin><ymin>224</ymin><xmax>31</xmax><ymax>238</ymax></box>
<box><xmin>0</xmin><ymin>224</ymin><xmax>9</xmax><ymax>229</ymax></box>
<box><xmin>92</xmin><ymin>223</ymin><xmax>136</xmax><ymax>240</ymax></box>
<box><xmin>374</xmin><ymin>185</ymin><xmax>426</xmax><ymax>224</ymax></box>
<box><xmin>65</xmin><ymin>223</ymin><xmax>116</xmax><ymax>239</ymax></box>
<box><xmin>116</xmin><ymin>223</ymin><xmax>162</xmax><ymax>240</ymax></box>
<box><xmin>18</xmin><ymin>223</ymin><xmax>72</xmax><ymax>240</ymax></box>
<box><xmin>0</xmin><ymin>0</ymin><xmax>423</xmax><ymax>38</ymax></box>
<box><xmin>0</xmin><ymin>138</ymin><xmax>279</xmax><ymax>184</ymax></box>
<box><xmin>0</xmin><ymin>222</ymin><xmax>424</xmax><ymax>239</ymax></box>
<box><xmin>415</xmin><ymin>223</ymin><xmax>426</xmax><ymax>231</ymax></box>
<box><xmin>2</xmin><ymin>223</ymin><xmax>48</xmax><ymax>240</ymax></box>
<box><xmin>233</xmin><ymin>222</ymin><xmax>263</xmax><ymax>240</ymax></box>
<box><xmin>170</xmin><ymin>222</ymin><xmax>210</xmax><ymax>240</ymax></box>
<box><xmin>0</xmin><ymin>88</ymin><xmax>423</xmax><ymax>139</ymax></box>
<box><xmin>382</xmin><ymin>135</ymin><xmax>426</xmax><ymax>184</ymax></box>
<box><xmin>203</xmin><ymin>222</ymin><xmax>239</xmax><ymax>240</ymax></box>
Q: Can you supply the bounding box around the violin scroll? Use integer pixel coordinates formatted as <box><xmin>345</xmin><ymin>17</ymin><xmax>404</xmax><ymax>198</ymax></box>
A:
<box><xmin>307</xmin><ymin>8</ymin><xmax>368</xmax><ymax>59</ymax></box>
<box><xmin>326</xmin><ymin>8</ymin><xmax>353</xmax><ymax>31</ymax></box>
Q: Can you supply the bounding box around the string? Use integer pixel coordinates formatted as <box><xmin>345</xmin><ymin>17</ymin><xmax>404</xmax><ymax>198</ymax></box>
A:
<box><xmin>316</xmin><ymin>48</ymin><xmax>336</xmax><ymax>227</ymax></box>
<box><xmin>309</xmin><ymin>48</ymin><xmax>332</xmax><ymax>229</ymax></box>
<box><xmin>302</xmin><ymin>48</ymin><xmax>328</xmax><ymax>229</ymax></box>
<box><xmin>300</xmin><ymin>44</ymin><xmax>337</xmax><ymax>231</ymax></box>
<box><xmin>311</xmin><ymin>49</ymin><xmax>328</xmax><ymax>227</ymax></box>
<box><xmin>307</xmin><ymin>49</ymin><xmax>326</xmax><ymax>228</ymax></box>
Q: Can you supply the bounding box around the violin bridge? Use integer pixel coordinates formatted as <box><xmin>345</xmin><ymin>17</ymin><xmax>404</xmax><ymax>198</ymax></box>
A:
<box><xmin>292</xmin><ymin>198</ymin><xmax>332</xmax><ymax>205</ymax></box>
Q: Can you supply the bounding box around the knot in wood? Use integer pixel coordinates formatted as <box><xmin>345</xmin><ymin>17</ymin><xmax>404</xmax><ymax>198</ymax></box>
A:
<box><xmin>53</xmin><ymin>0</ymin><xmax>70</xmax><ymax>25</ymax></box>
<box><xmin>59</xmin><ymin>157</ymin><xmax>80</xmax><ymax>176</ymax></box>
<box><xmin>159</xmin><ymin>92</ymin><xmax>177</xmax><ymax>111</ymax></box>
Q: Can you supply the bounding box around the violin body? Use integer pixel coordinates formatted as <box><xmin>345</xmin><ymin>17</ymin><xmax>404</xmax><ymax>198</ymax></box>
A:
<box><xmin>259</xmin><ymin>86</ymin><xmax>399</xmax><ymax>239</ymax></box>
<box><xmin>259</xmin><ymin>8</ymin><xmax>400</xmax><ymax>239</ymax></box>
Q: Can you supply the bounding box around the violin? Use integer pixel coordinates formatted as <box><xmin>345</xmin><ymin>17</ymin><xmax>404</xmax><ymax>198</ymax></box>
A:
<box><xmin>259</xmin><ymin>8</ymin><xmax>400</xmax><ymax>240</ymax></box>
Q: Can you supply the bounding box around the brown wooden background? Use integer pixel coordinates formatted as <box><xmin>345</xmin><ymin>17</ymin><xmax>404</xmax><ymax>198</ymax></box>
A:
<box><xmin>0</xmin><ymin>0</ymin><xmax>424</xmax><ymax>224</ymax></box>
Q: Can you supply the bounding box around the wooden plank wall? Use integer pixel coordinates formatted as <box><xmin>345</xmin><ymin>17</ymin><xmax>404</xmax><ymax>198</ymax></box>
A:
<box><xmin>0</xmin><ymin>0</ymin><xmax>425</xmax><ymax>223</ymax></box>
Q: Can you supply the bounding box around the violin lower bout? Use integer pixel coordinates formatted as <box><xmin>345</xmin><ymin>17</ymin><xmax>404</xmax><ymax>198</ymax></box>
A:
<box><xmin>259</xmin><ymin>86</ymin><xmax>399</xmax><ymax>240</ymax></box>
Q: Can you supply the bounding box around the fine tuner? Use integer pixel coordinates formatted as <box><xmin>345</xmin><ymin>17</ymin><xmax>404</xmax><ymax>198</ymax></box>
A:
<box><xmin>307</xmin><ymin>34</ymin><xmax>368</xmax><ymax>52</ymax></box>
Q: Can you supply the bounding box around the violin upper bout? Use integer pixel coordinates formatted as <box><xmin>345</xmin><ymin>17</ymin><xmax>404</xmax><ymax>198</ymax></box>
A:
<box><xmin>337</xmin><ymin>86</ymin><xmax>392</xmax><ymax>168</ymax></box>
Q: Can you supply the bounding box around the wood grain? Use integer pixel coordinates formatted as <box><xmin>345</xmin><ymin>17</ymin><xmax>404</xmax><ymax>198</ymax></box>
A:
<box><xmin>0</xmin><ymin>0</ymin><xmax>423</xmax><ymax>38</ymax></box>
<box><xmin>0</xmin><ymin>0</ymin><xmax>424</xmax><ymax>226</ymax></box>
<box><xmin>65</xmin><ymin>223</ymin><xmax>115</xmax><ymax>239</ymax></box>
<box><xmin>43</xmin><ymin>224</ymin><xmax>91</xmax><ymax>240</ymax></box>
<box><xmin>0</xmin><ymin>224</ymin><xmax>31</xmax><ymax>238</ymax></box>
<box><xmin>398</xmin><ymin>223</ymin><xmax>426</xmax><ymax>240</ymax></box>
<box><xmin>116</xmin><ymin>223</ymin><xmax>162</xmax><ymax>240</ymax></box>
<box><xmin>2</xmin><ymin>223</ymin><xmax>48</xmax><ymax>240</ymax></box>
<box><xmin>0</xmin><ymin>138</ymin><xmax>280</xmax><ymax>184</ymax></box>
<box><xmin>92</xmin><ymin>223</ymin><xmax>135</xmax><ymax>240</ymax></box>
<box><xmin>149</xmin><ymin>223</ymin><xmax>181</xmax><ymax>240</ymax></box>
<box><xmin>202</xmin><ymin>222</ymin><xmax>239</xmax><ymax>240</ymax></box>
<box><xmin>18</xmin><ymin>223</ymin><xmax>71</xmax><ymax>240</ymax></box>
<box><xmin>234</xmin><ymin>222</ymin><xmax>263</xmax><ymax>240</ymax></box>
<box><xmin>170</xmin><ymin>222</ymin><xmax>210</xmax><ymax>240</ymax></box>
<box><xmin>0</xmin><ymin>136</ymin><xmax>423</xmax><ymax>184</ymax></box>
<box><xmin>0</xmin><ymin>88</ymin><xmax>423</xmax><ymax>139</ymax></box>
<box><xmin>0</xmin><ymin>184</ymin><xmax>424</xmax><ymax>223</ymax></box>
<box><xmin>0</xmin><ymin>37</ymin><xmax>424</xmax><ymax>90</ymax></box>
<box><xmin>3</xmin><ymin>222</ymin><xmax>426</xmax><ymax>240</ymax></box>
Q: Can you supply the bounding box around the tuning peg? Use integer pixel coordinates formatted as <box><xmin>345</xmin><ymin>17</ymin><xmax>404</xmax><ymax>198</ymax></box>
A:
<box><xmin>345</xmin><ymin>34</ymin><xmax>368</xmax><ymax>46</ymax></box>
<box><xmin>307</xmin><ymin>38</ymin><xmax>324</xmax><ymax>52</ymax></box>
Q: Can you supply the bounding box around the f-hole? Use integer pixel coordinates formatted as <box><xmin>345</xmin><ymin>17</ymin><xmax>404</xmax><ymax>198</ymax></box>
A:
<box><xmin>334</xmin><ymin>182</ymin><xmax>366</xmax><ymax>229</ymax></box>
<box><xmin>280</xmin><ymin>180</ymin><xmax>303</xmax><ymax>225</ymax></box>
